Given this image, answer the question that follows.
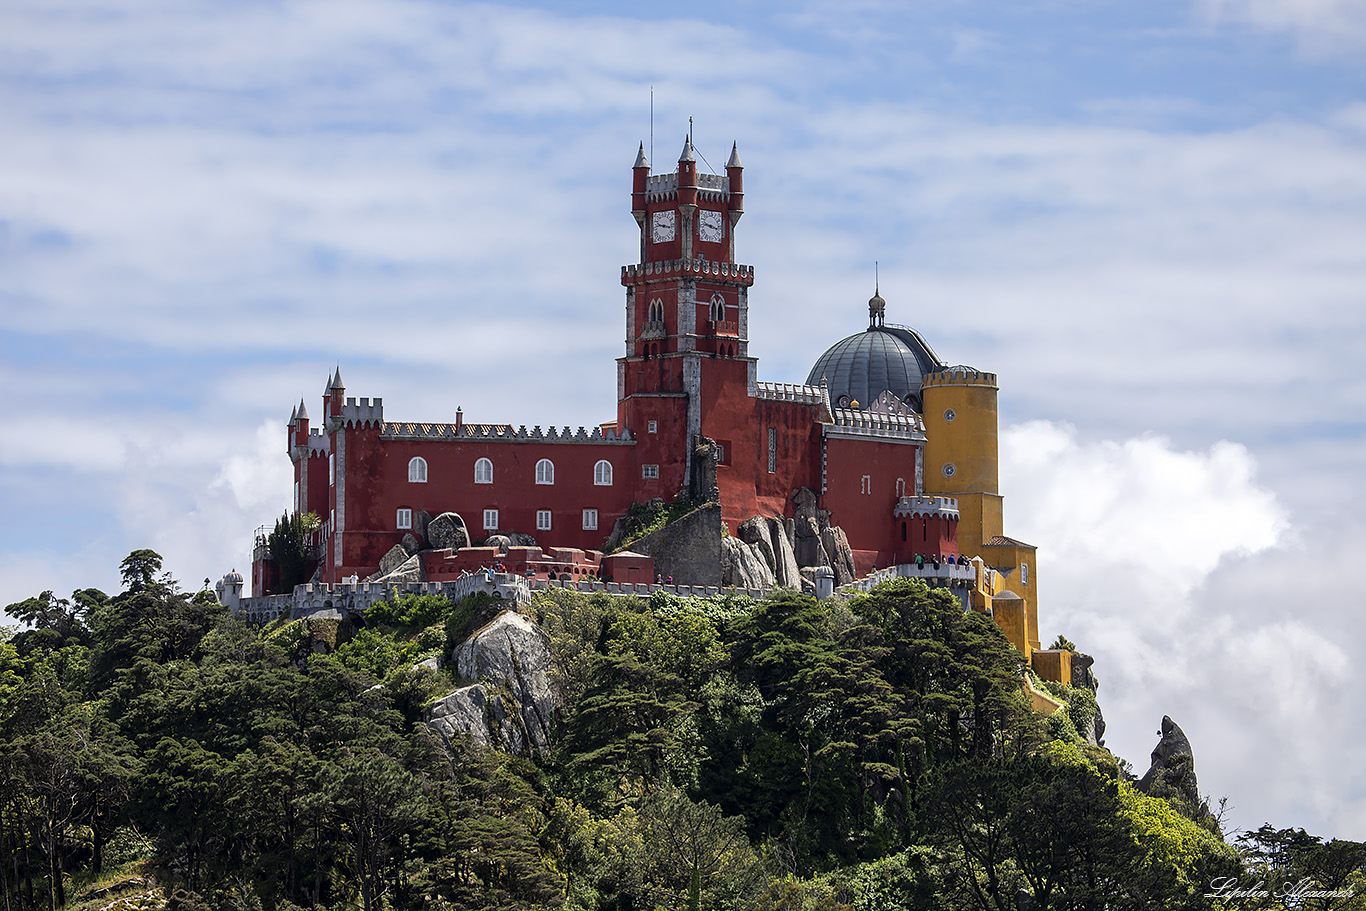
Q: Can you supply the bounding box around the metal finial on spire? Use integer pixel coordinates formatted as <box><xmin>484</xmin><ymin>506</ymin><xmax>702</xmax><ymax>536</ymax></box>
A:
<box><xmin>869</xmin><ymin>264</ymin><xmax>886</xmax><ymax>329</ymax></box>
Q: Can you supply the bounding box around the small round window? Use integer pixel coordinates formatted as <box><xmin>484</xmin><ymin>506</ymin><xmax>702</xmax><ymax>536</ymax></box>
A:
<box><xmin>943</xmin><ymin>408</ymin><xmax>956</xmax><ymax>422</ymax></box>
<box><xmin>942</xmin><ymin>462</ymin><xmax>957</xmax><ymax>479</ymax></box>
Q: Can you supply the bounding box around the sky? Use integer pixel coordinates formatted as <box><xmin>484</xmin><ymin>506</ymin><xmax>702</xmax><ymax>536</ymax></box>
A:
<box><xmin>2</xmin><ymin>0</ymin><xmax>1365</xmax><ymax>841</ymax></box>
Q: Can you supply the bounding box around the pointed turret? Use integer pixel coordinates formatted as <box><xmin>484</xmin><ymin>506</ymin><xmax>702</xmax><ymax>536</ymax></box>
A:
<box><xmin>632</xmin><ymin>141</ymin><xmax>650</xmax><ymax>227</ymax></box>
<box><xmin>726</xmin><ymin>140</ymin><xmax>744</xmax><ymax>223</ymax></box>
<box><xmin>677</xmin><ymin>135</ymin><xmax>698</xmax><ymax>209</ymax></box>
<box><xmin>297</xmin><ymin>398</ymin><xmax>308</xmax><ymax>421</ymax></box>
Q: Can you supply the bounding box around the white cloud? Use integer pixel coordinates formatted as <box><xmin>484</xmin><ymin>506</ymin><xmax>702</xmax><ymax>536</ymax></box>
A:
<box><xmin>1002</xmin><ymin>420</ymin><xmax>1366</xmax><ymax>838</ymax></box>
<box><xmin>1195</xmin><ymin>0</ymin><xmax>1366</xmax><ymax>50</ymax></box>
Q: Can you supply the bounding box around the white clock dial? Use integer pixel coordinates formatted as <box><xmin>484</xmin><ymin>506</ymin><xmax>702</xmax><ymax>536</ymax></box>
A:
<box><xmin>698</xmin><ymin>209</ymin><xmax>724</xmax><ymax>243</ymax></box>
<box><xmin>651</xmin><ymin>209</ymin><xmax>676</xmax><ymax>243</ymax></box>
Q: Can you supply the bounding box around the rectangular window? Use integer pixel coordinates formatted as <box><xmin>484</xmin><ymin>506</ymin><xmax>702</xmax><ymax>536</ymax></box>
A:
<box><xmin>716</xmin><ymin>444</ymin><xmax>725</xmax><ymax>463</ymax></box>
<box><xmin>896</xmin><ymin>477</ymin><xmax>905</xmax><ymax>497</ymax></box>
<box><xmin>1021</xmin><ymin>562</ymin><xmax>1029</xmax><ymax>585</ymax></box>
<box><xmin>642</xmin><ymin>464</ymin><xmax>660</xmax><ymax>479</ymax></box>
<box><xmin>861</xmin><ymin>474</ymin><xmax>872</xmax><ymax>495</ymax></box>
<box><xmin>537</xmin><ymin>509</ymin><xmax>552</xmax><ymax>531</ymax></box>
<box><xmin>396</xmin><ymin>508</ymin><xmax>412</xmax><ymax>530</ymax></box>
<box><xmin>767</xmin><ymin>428</ymin><xmax>777</xmax><ymax>473</ymax></box>
<box><xmin>483</xmin><ymin>509</ymin><xmax>499</xmax><ymax>531</ymax></box>
<box><xmin>329</xmin><ymin>453</ymin><xmax>335</xmax><ymax>486</ymax></box>
<box><xmin>648</xmin><ymin>420</ymin><xmax>658</xmax><ymax>434</ymax></box>
<box><xmin>294</xmin><ymin>480</ymin><xmax>300</xmax><ymax>512</ymax></box>
<box><xmin>582</xmin><ymin>508</ymin><xmax>598</xmax><ymax>531</ymax></box>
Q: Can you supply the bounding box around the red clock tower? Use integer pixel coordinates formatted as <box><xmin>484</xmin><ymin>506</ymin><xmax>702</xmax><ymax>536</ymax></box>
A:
<box><xmin>618</xmin><ymin>137</ymin><xmax>756</xmax><ymax>495</ymax></box>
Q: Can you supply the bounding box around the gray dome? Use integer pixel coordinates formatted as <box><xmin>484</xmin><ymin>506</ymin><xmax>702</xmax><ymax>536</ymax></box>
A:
<box><xmin>807</xmin><ymin>325</ymin><xmax>944</xmax><ymax>412</ymax></box>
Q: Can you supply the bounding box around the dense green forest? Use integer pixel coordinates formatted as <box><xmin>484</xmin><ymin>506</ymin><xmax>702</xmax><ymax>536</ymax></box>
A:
<box><xmin>3</xmin><ymin>550</ymin><xmax>1363</xmax><ymax>910</ymax></box>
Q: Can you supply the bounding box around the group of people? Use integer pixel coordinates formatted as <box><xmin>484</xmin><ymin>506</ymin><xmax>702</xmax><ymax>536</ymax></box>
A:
<box><xmin>914</xmin><ymin>553</ymin><xmax>970</xmax><ymax>570</ymax></box>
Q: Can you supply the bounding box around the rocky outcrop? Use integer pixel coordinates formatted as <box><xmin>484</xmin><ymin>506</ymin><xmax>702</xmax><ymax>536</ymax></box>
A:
<box><xmin>426</xmin><ymin>512</ymin><xmax>470</xmax><ymax>551</ymax></box>
<box><xmin>370</xmin><ymin>553</ymin><xmax>424</xmax><ymax>585</ymax></box>
<box><xmin>630</xmin><ymin>503</ymin><xmax>724</xmax><ymax>587</ymax></box>
<box><xmin>819</xmin><ymin>525</ymin><xmax>856</xmax><ymax>586</ymax></box>
<box><xmin>691</xmin><ymin>437</ymin><xmax>721</xmax><ymax>504</ymax></box>
<box><xmin>508</xmin><ymin>532</ymin><xmax>538</xmax><ymax>547</ymax></box>
<box><xmin>721</xmin><ymin>535</ymin><xmax>775</xmax><ymax>589</ymax></box>
<box><xmin>1136</xmin><ymin>715</ymin><xmax>1209</xmax><ymax>821</ymax></box>
<box><xmin>1070</xmin><ymin>651</ymin><xmax>1106</xmax><ymax>746</ymax></box>
<box><xmin>485</xmin><ymin>534</ymin><xmax>512</xmax><ymax>555</ymax></box>
<box><xmin>426</xmin><ymin>610</ymin><xmax>563</xmax><ymax>756</ymax></box>
<box><xmin>789</xmin><ymin>487</ymin><xmax>857</xmax><ymax>588</ymax></box>
<box><xmin>400</xmin><ymin>533</ymin><xmax>422</xmax><ymax>555</ymax></box>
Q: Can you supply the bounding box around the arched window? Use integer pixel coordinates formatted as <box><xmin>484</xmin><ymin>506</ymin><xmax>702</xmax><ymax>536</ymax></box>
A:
<box><xmin>594</xmin><ymin>460</ymin><xmax>613</xmax><ymax>486</ymax></box>
<box><xmin>647</xmin><ymin>298</ymin><xmax>664</xmax><ymax>323</ymax></box>
<box><xmin>535</xmin><ymin>458</ymin><xmax>555</xmax><ymax>485</ymax></box>
<box><xmin>710</xmin><ymin>294</ymin><xmax>725</xmax><ymax>321</ymax></box>
<box><xmin>408</xmin><ymin>457</ymin><xmax>427</xmax><ymax>483</ymax></box>
<box><xmin>474</xmin><ymin>457</ymin><xmax>493</xmax><ymax>484</ymax></box>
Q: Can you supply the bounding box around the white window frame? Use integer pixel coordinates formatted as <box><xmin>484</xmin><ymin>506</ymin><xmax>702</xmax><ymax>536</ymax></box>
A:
<box><xmin>483</xmin><ymin>509</ymin><xmax>498</xmax><ymax>531</ymax></box>
<box><xmin>582</xmin><ymin>508</ymin><xmax>598</xmax><ymax>531</ymax></box>
<box><xmin>408</xmin><ymin>456</ymin><xmax>428</xmax><ymax>483</ymax></box>
<box><xmin>536</xmin><ymin>509</ymin><xmax>552</xmax><ymax>531</ymax></box>
<box><xmin>294</xmin><ymin>480</ymin><xmax>300</xmax><ymax>512</ymax></box>
<box><xmin>648</xmin><ymin>420</ymin><xmax>658</xmax><ymax>434</ymax></box>
<box><xmin>1021</xmin><ymin>562</ymin><xmax>1029</xmax><ymax>586</ymax></box>
<box><xmin>768</xmin><ymin>428</ymin><xmax>777</xmax><ymax>473</ymax></box>
<box><xmin>861</xmin><ymin>474</ymin><xmax>872</xmax><ymax>495</ymax></box>
<box><xmin>329</xmin><ymin>453</ymin><xmax>335</xmax><ymax>486</ymax></box>
<box><xmin>474</xmin><ymin>457</ymin><xmax>493</xmax><ymax>484</ymax></box>
<box><xmin>642</xmin><ymin>464</ymin><xmax>659</xmax><ymax>479</ymax></box>
<box><xmin>535</xmin><ymin>458</ymin><xmax>555</xmax><ymax>485</ymax></box>
<box><xmin>396</xmin><ymin>508</ymin><xmax>412</xmax><ymax>530</ymax></box>
<box><xmin>594</xmin><ymin>459</ymin><xmax>613</xmax><ymax>486</ymax></box>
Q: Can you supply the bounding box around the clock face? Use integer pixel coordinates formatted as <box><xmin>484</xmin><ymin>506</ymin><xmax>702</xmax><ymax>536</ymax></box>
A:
<box><xmin>651</xmin><ymin>209</ymin><xmax>676</xmax><ymax>243</ymax></box>
<box><xmin>698</xmin><ymin>209</ymin><xmax>724</xmax><ymax>243</ymax></box>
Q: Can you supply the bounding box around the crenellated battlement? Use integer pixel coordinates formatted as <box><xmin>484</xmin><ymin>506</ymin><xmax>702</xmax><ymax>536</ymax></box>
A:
<box><xmin>382</xmin><ymin>422</ymin><xmax>635</xmax><ymax>444</ymax></box>
<box><xmin>893</xmin><ymin>495</ymin><xmax>960</xmax><ymax>520</ymax></box>
<box><xmin>756</xmin><ymin>381</ymin><xmax>824</xmax><ymax>404</ymax></box>
<box><xmin>622</xmin><ymin>258</ymin><xmax>754</xmax><ymax>286</ymax></box>
<box><xmin>922</xmin><ymin>366</ymin><xmax>997</xmax><ymax>388</ymax></box>
<box><xmin>326</xmin><ymin>396</ymin><xmax>385</xmax><ymax>429</ymax></box>
<box><xmin>644</xmin><ymin>171</ymin><xmax>729</xmax><ymax>203</ymax></box>
<box><xmin>824</xmin><ymin>406</ymin><xmax>927</xmax><ymax>442</ymax></box>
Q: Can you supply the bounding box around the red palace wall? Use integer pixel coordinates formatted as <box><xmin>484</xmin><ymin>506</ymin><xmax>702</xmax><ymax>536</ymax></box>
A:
<box><xmin>324</xmin><ymin>427</ymin><xmax>639</xmax><ymax>582</ymax></box>
<box><xmin>822</xmin><ymin>435</ymin><xmax>925</xmax><ymax>575</ymax></box>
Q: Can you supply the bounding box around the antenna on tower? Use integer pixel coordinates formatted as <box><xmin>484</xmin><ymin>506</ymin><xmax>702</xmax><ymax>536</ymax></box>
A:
<box><xmin>875</xmin><ymin>261</ymin><xmax>880</xmax><ymax>294</ymax></box>
<box><xmin>649</xmin><ymin>86</ymin><xmax>654</xmax><ymax>173</ymax></box>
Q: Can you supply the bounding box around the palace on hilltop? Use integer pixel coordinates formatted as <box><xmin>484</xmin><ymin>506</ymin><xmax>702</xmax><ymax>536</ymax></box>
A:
<box><xmin>245</xmin><ymin>137</ymin><xmax>1054</xmax><ymax>669</ymax></box>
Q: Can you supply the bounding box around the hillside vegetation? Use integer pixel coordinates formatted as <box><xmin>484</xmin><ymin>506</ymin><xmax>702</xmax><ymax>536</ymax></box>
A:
<box><xmin>2</xmin><ymin>550</ymin><xmax>1362</xmax><ymax>910</ymax></box>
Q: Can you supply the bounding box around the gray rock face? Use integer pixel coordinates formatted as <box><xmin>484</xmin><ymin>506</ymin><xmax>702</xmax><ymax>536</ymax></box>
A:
<box><xmin>1070</xmin><ymin>652</ymin><xmax>1106</xmax><ymax>746</ymax></box>
<box><xmin>485</xmin><ymin>534</ymin><xmax>512</xmax><ymax>555</ymax></box>
<box><xmin>630</xmin><ymin>503</ymin><xmax>723</xmax><ymax>587</ymax></box>
<box><xmin>1136</xmin><ymin>715</ymin><xmax>1204</xmax><ymax>815</ymax></box>
<box><xmin>439</xmin><ymin>610</ymin><xmax>562</xmax><ymax>756</ymax></box>
<box><xmin>507</xmin><ymin>532</ymin><xmax>538</xmax><ymax>547</ymax></box>
<box><xmin>375</xmin><ymin>545</ymin><xmax>411</xmax><ymax>578</ymax></box>
<box><xmin>768</xmin><ymin>518</ymin><xmax>802</xmax><ymax>588</ymax></box>
<box><xmin>426</xmin><ymin>512</ymin><xmax>470</xmax><ymax>551</ymax></box>
<box><xmin>691</xmin><ymin>436</ymin><xmax>721</xmax><ymax>504</ymax></box>
<box><xmin>820</xmin><ymin>526</ymin><xmax>856</xmax><ymax>586</ymax></box>
<box><xmin>721</xmin><ymin>535</ymin><xmax>775</xmax><ymax>589</ymax></box>
<box><xmin>428</xmin><ymin>684</ymin><xmax>525</xmax><ymax>754</ymax></box>
<box><xmin>400</xmin><ymin>533</ymin><xmax>422</xmax><ymax>555</ymax></box>
<box><xmin>370</xmin><ymin>553</ymin><xmax>424</xmax><ymax>585</ymax></box>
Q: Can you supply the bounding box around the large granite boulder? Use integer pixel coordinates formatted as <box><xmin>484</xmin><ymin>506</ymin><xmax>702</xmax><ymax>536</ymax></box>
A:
<box><xmin>429</xmin><ymin>610</ymin><xmax>562</xmax><ymax>756</ymax></box>
<box><xmin>485</xmin><ymin>534</ymin><xmax>512</xmax><ymax>555</ymax></box>
<box><xmin>370</xmin><ymin>553</ymin><xmax>424</xmax><ymax>585</ymax></box>
<box><xmin>508</xmin><ymin>532</ymin><xmax>539</xmax><ymax>547</ymax></box>
<box><xmin>426</xmin><ymin>512</ymin><xmax>470</xmax><ymax>551</ymax></box>
<box><xmin>721</xmin><ymin>536</ymin><xmax>775</xmax><ymax>590</ymax></box>
<box><xmin>820</xmin><ymin>526</ymin><xmax>857</xmax><ymax>586</ymax></box>
<box><xmin>375</xmin><ymin>544</ymin><xmax>411</xmax><ymax>578</ymax></box>
<box><xmin>400</xmin><ymin>533</ymin><xmax>422</xmax><ymax>555</ymax></box>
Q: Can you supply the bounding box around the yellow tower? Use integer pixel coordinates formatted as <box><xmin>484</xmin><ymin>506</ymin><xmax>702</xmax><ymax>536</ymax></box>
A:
<box><xmin>921</xmin><ymin>368</ymin><xmax>1040</xmax><ymax>653</ymax></box>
